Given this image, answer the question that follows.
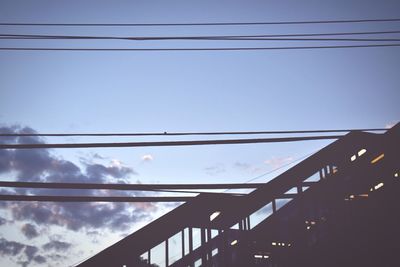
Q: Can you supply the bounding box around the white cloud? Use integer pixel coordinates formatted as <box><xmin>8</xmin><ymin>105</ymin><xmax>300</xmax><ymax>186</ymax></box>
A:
<box><xmin>385</xmin><ymin>121</ymin><xmax>397</xmax><ymax>129</ymax></box>
<box><xmin>110</xmin><ymin>159</ymin><xmax>122</xmax><ymax>167</ymax></box>
<box><xmin>141</xmin><ymin>154</ymin><xmax>154</xmax><ymax>162</ymax></box>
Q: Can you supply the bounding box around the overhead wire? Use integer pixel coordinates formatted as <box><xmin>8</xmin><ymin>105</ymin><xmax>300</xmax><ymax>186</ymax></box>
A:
<box><xmin>1</xmin><ymin>44</ymin><xmax>400</xmax><ymax>51</ymax></box>
<box><xmin>0</xmin><ymin>128</ymin><xmax>386</xmax><ymax>137</ymax></box>
<box><xmin>0</xmin><ymin>135</ymin><xmax>341</xmax><ymax>149</ymax></box>
<box><xmin>1</xmin><ymin>32</ymin><xmax>400</xmax><ymax>42</ymax></box>
<box><xmin>0</xmin><ymin>181</ymin><xmax>264</xmax><ymax>191</ymax></box>
<box><xmin>0</xmin><ymin>194</ymin><xmax>195</xmax><ymax>202</ymax></box>
<box><xmin>1</xmin><ymin>18</ymin><xmax>400</xmax><ymax>27</ymax></box>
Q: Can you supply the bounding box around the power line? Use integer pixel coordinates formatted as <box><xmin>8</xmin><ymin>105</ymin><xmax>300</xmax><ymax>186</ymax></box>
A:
<box><xmin>0</xmin><ymin>135</ymin><xmax>341</xmax><ymax>149</ymax></box>
<box><xmin>1</xmin><ymin>18</ymin><xmax>399</xmax><ymax>27</ymax></box>
<box><xmin>1</xmin><ymin>43</ymin><xmax>400</xmax><ymax>52</ymax></box>
<box><xmin>0</xmin><ymin>181</ymin><xmax>264</xmax><ymax>190</ymax></box>
<box><xmin>2</xmin><ymin>30</ymin><xmax>400</xmax><ymax>41</ymax></box>
<box><xmin>0</xmin><ymin>128</ymin><xmax>386</xmax><ymax>137</ymax></box>
<box><xmin>2</xmin><ymin>34</ymin><xmax>400</xmax><ymax>42</ymax></box>
<box><xmin>0</xmin><ymin>194</ymin><xmax>195</xmax><ymax>202</ymax></box>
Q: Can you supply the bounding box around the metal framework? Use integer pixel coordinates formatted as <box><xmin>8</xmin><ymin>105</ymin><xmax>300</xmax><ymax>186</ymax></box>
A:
<box><xmin>78</xmin><ymin>123</ymin><xmax>399</xmax><ymax>267</ymax></box>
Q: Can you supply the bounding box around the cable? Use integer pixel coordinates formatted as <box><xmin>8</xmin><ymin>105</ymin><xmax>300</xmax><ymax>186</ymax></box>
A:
<box><xmin>1</xmin><ymin>18</ymin><xmax>400</xmax><ymax>27</ymax></box>
<box><xmin>0</xmin><ymin>135</ymin><xmax>341</xmax><ymax>149</ymax></box>
<box><xmin>0</xmin><ymin>128</ymin><xmax>385</xmax><ymax>137</ymax></box>
<box><xmin>2</xmin><ymin>33</ymin><xmax>400</xmax><ymax>42</ymax></box>
<box><xmin>1</xmin><ymin>43</ymin><xmax>400</xmax><ymax>52</ymax></box>
<box><xmin>2</xmin><ymin>30</ymin><xmax>400</xmax><ymax>41</ymax></box>
<box><xmin>0</xmin><ymin>194</ymin><xmax>195</xmax><ymax>202</ymax></box>
<box><xmin>0</xmin><ymin>181</ymin><xmax>264</xmax><ymax>190</ymax></box>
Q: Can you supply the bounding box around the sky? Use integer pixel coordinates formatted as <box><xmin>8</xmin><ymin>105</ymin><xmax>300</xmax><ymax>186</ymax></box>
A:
<box><xmin>0</xmin><ymin>0</ymin><xmax>399</xmax><ymax>266</ymax></box>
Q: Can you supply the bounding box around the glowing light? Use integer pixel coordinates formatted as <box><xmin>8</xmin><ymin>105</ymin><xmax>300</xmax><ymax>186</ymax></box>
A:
<box><xmin>371</xmin><ymin>153</ymin><xmax>384</xmax><ymax>164</ymax></box>
<box><xmin>358</xmin><ymin>149</ymin><xmax>367</xmax><ymax>157</ymax></box>
<box><xmin>310</xmin><ymin>221</ymin><xmax>316</xmax><ymax>225</ymax></box>
<box><xmin>281</xmin><ymin>243</ymin><xmax>285</xmax><ymax>246</ymax></box>
<box><xmin>288</xmin><ymin>243</ymin><xmax>292</xmax><ymax>247</ymax></box>
<box><xmin>307</xmin><ymin>226</ymin><xmax>311</xmax><ymax>230</ymax></box>
<box><xmin>351</xmin><ymin>155</ymin><xmax>357</xmax><ymax>162</ymax></box>
<box><xmin>254</xmin><ymin>255</ymin><xmax>263</xmax><ymax>259</ymax></box>
<box><xmin>210</xmin><ymin>211</ymin><xmax>221</xmax><ymax>222</ymax></box>
<box><xmin>349</xmin><ymin>195</ymin><xmax>355</xmax><ymax>199</ymax></box>
<box><xmin>374</xmin><ymin>182</ymin><xmax>384</xmax><ymax>190</ymax></box>
<box><xmin>271</xmin><ymin>242</ymin><xmax>277</xmax><ymax>246</ymax></box>
<box><xmin>231</xmin><ymin>240</ymin><xmax>238</xmax><ymax>246</ymax></box>
<box><xmin>395</xmin><ymin>173</ymin><xmax>399</xmax><ymax>178</ymax></box>
<box><xmin>358</xmin><ymin>194</ymin><xmax>368</xmax><ymax>198</ymax></box>
<box><xmin>264</xmin><ymin>255</ymin><xmax>270</xmax><ymax>259</ymax></box>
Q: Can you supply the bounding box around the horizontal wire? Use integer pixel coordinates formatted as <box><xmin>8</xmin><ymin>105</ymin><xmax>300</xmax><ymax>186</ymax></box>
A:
<box><xmin>0</xmin><ymin>181</ymin><xmax>264</xmax><ymax>190</ymax></box>
<box><xmin>2</xmin><ymin>30</ymin><xmax>400</xmax><ymax>41</ymax></box>
<box><xmin>0</xmin><ymin>194</ymin><xmax>196</xmax><ymax>202</ymax></box>
<box><xmin>2</xmin><ymin>34</ymin><xmax>400</xmax><ymax>42</ymax></box>
<box><xmin>1</xmin><ymin>18</ymin><xmax>400</xmax><ymax>27</ymax></box>
<box><xmin>1</xmin><ymin>44</ymin><xmax>400</xmax><ymax>51</ymax></box>
<box><xmin>0</xmin><ymin>135</ymin><xmax>342</xmax><ymax>149</ymax></box>
<box><xmin>0</xmin><ymin>128</ymin><xmax>386</xmax><ymax>137</ymax></box>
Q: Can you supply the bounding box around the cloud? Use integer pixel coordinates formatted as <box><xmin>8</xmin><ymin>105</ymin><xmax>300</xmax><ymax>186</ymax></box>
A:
<box><xmin>0</xmin><ymin>125</ymin><xmax>160</xmax><ymax>266</ymax></box>
<box><xmin>233</xmin><ymin>162</ymin><xmax>251</xmax><ymax>170</ymax></box>
<box><xmin>385</xmin><ymin>121</ymin><xmax>397</xmax><ymax>129</ymax></box>
<box><xmin>33</xmin><ymin>255</ymin><xmax>46</xmax><ymax>264</ymax></box>
<box><xmin>264</xmin><ymin>156</ymin><xmax>294</xmax><ymax>169</ymax></box>
<box><xmin>0</xmin><ymin>216</ymin><xmax>7</xmax><ymax>226</ymax></box>
<box><xmin>21</xmin><ymin>223</ymin><xmax>39</xmax><ymax>239</ymax></box>
<box><xmin>0</xmin><ymin>237</ymin><xmax>45</xmax><ymax>267</ymax></box>
<box><xmin>42</xmin><ymin>240</ymin><xmax>72</xmax><ymax>252</ymax></box>
<box><xmin>0</xmin><ymin>238</ymin><xmax>24</xmax><ymax>256</ymax></box>
<box><xmin>204</xmin><ymin>163</ymin><xmax>226</xmax><ymax>176</ymax></box>
<box><xmin>141</xmin><ymin>154</ymin><xmax>154</xmax><ymax>162</ymax></box>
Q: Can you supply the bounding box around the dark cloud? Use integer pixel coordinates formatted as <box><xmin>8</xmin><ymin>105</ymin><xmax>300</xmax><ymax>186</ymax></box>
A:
<box><xmin>0</xmin><ymin>125</ymin><xmax>158</xmax><ymax>266</ymax></box>
<box><xmin>42</xmin><ymin>240</ymin><xmax>72</xmax><ymax>252</ymax></box>
<box><xmin>24</xmin><ymin>245</ymin><xmax>39</xmax><ymax>261</ymax></box>
<box><xmin>86</xmin><ymin>163</ymin><xmax>136</xmax><ymax>180</ymax></box>
<box><xmin>0</xmin><ymin>238</ymin><xmax>24</xmax><ymax>256</ymax></box>
<box><xmin>0</xmin><ymin>216</ymin><xmax>7</xmax><ymax>226</ymax></box>
<box><xmin>33</xmin><ymin>255</ymin><xmax>46</xmax><ymax>264</ymax></box>
<box><xmin>21</xmin><ymin>223</ymin><xmax>39</xmax><ymax>239</ymax></box>
<box><xmin>0</xmin><ymin>238</ymin><xmax>44</xmax><ymax>267</ymax></box>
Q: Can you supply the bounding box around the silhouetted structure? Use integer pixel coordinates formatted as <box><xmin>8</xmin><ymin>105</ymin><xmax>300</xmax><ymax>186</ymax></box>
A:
<box><xmin>79</xmin><ymin>124</ymin><xmax>399</xmax><ymax>267</ymax></box>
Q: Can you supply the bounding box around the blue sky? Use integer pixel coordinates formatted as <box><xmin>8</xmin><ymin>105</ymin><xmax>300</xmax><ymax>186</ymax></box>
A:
<box><xmin>0</xmin><ymin>0</ymin><xmax>399</xmax><ymax>266</ymax></box>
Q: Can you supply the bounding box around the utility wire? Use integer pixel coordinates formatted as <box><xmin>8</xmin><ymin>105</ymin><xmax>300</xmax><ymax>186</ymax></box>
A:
<box><xmin>0</xmin><ymin>194</ymin><xmax>195</xmax><ymax>202</ymax></box>
<box><xmin>0</xmin><ymin>135</ymin><xmax>341</xmax><ymax>149</ymax></box>
<box><xmin>2</xmin><ymin>30</ymin><xmax>400</xmax><ymax>41</ymax></box>
<box><xmin>0</xmin><ymin>128</ymin><xmax>386</xmax><ymax>137</ymax></box>
<box><xmin>2</xmin><ymin>34</ymin><xmax>400</xmax><ymax>42</ymax></box>
<box><xmin>1</xmin><ymin>43</ymin><xmax>400</xmax><ymax>51</ymax></box>
<box><xmin>1</xmin><ymin>18</ymin><xmax>400</xmax><ymax>27</ymax></box>
<box><xmin>0</xmin><ymin>181</ymin><xmax>264</xmax><ymax>190</ymax></box>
